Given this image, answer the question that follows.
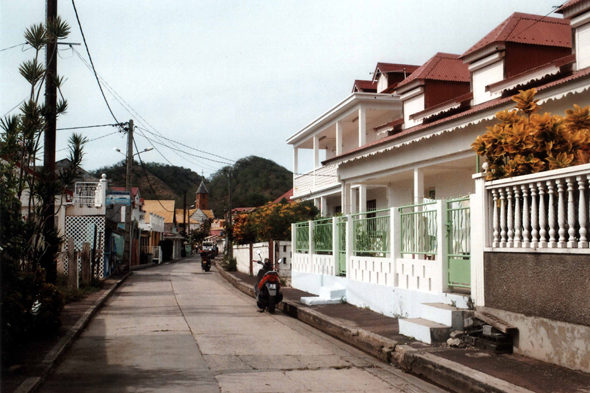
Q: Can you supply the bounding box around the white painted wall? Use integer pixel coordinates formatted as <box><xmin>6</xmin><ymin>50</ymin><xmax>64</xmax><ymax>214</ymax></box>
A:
<box><xmin>472</xmin><ymin>60</ymin><xmax>504</xmax><ymax>105</ymax></box>
<box><xmin>403</xmin><ymin>93</ymin><xmax>425</xmax><ymax>128</ymax></box>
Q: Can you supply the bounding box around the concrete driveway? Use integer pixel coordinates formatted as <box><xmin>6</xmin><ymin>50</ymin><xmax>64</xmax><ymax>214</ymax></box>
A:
<box><xmin>38</xmin><ymin>258</ymin><xmax>446</xmax><ymax>392</ymax></box>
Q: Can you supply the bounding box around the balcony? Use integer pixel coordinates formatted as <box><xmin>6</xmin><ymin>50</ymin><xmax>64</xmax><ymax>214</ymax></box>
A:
<box><xmin>293</xmin><ymin>165</ymin><xmax>338</xmax><ymax>198</ymax></box>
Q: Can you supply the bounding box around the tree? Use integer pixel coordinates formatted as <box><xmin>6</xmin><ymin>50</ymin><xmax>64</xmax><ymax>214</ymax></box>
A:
<box><xmin>472</xmin><ymin>88</ymin><xmax>590</xmax><ymax>180</ymax></box>
<box><xmin>231</xmin><ymin>200</ymin><xmax>318</xmax><ymax>244</ymax></box>
<box><xmin>1</xmin><ymin>18</ymin><xmax>85</xmax><ymax>353</ymax></box>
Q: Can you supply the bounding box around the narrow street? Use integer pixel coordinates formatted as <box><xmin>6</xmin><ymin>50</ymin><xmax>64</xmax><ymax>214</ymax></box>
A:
<box><xmin>38</xmin><ymin>257</ymin><xmax>445</xmax><ymax>393</ymax></box>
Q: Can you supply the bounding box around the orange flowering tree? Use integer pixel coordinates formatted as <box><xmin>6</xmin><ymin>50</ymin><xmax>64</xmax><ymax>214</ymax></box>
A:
<box><xmin>231</xmin><ymin>200</ymin><xmax>318</xmax><ymax>244</ymax></box>
<box><xmin>472</xmin><ymin>88</ymin><xmax>590</xmax><ymax>180</ymax></box>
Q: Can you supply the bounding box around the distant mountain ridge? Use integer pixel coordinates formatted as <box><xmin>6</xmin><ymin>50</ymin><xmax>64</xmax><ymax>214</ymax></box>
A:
<box><xmin>92</xmin><ymin>156</ymin><xmax>293</xmax><ymax>218</ymax></box>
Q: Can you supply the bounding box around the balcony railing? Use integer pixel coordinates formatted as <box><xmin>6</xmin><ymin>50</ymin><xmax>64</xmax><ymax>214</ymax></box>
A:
<box><xmin>73</xmin><ymin>182</ymin><xmax>101</xmax><ymax>208</ymax></box>
<box><xmin>485</xmin><ymin>164</ymin><xmax>590</xmax><ymax>251</ymax></box>
<box><xmin>399</xmin><ymin>202</ymin><xmax>438</xmax><ymax>256</ymax></box>
<box><xmin>352</xmin><ymin>208</ymin><xmax>390</xmax><ymax>256</ymax></box>
<box><xmin>313</xmin><ymin>218</ymin><xmax>333</xmax><ymax>254</ymax></box>
<box><xmin>293</xmin><ymin>165</ymin><xmax>338</xmax><ymax>197</ymax></box>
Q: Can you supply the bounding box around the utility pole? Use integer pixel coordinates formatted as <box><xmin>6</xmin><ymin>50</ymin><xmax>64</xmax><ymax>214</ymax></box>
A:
<box><xmin>123</xmin><ymin>119</ymin><xmax>134</xmax><ymax>271</ymax></box>
<box><xmin>43</xmin><ymin>0</ymin><xmax>58</xmax><ymax>284</ymax></box>
<box><xmin>227</xmin><ymin>168</ymin><xmax>233</xmax><ymax>259</ymax></box>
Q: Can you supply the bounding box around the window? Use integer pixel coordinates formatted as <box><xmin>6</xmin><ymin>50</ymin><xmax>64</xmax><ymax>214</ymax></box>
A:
<box><xmin>367</xmin><ymin>200</ymin><xmax>377</xmax><ymax>219</ymax></box>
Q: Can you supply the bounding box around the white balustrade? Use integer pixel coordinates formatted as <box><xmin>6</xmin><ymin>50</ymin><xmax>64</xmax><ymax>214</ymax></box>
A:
<box><xmin>485</xmin><ymin>164</ymin><xmax>590</xmax><ymax>252</ymax></box>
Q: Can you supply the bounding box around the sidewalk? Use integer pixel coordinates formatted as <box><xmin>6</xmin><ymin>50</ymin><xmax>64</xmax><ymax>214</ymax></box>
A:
<box><xmin>215</xmin><ymin>258</ymin><xmax>590</xmax><ymax>393</ymax></box>
<box><xmin>2</xmin><ymin>258</ymin><xmax>184</xmax><ymax>393</ymax></box>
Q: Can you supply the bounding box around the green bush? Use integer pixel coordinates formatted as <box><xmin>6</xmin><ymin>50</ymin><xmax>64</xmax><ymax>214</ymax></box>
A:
<box><xmin>222</xmin><ymin>256</ymin><xmax>237</xmax><ymax>271</ymax></box>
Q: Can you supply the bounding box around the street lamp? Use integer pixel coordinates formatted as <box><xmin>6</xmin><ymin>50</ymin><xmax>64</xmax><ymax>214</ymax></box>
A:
<box><xmin>113</xmin><ymin>147</ymin><xmax>153</xmax><ymax>157</ymax></box>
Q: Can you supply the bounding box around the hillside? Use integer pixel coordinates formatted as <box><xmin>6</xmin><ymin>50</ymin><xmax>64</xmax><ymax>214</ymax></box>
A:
<box><xmin>92</xmin><ymin>156</ymin><xmax>293</xmax><ymax>217</ymax></box>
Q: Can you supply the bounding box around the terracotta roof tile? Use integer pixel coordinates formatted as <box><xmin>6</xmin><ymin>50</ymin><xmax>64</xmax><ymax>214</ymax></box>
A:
<box><xmin>461</xmin><ymin>13</ymin><xmax>571</xmax><ymax>59</ymax></box>
<box><xmin>352</xmin><ymin>80</ymin><xmax>378</xmax><ymax>92</ymax></box>
<box><xmin>556</xmin><ymin>0</ymin><xmax>585</xmax><ymax>13</ymax></box>
<box><xmin>397</xmin><ymin>53</ymin><xmax>470</xmax><ymax>90</ymax></box>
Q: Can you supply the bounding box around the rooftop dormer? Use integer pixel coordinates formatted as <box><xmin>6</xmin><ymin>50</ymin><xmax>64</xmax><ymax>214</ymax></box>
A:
<box><xmin>395</xmin><ymin>53</ymin><xmax>470</xmax><ymax>129</ymax></box>
<box><xmin>557</xmin><ymin>0</ymin><xmax>590</xmax><ymax>70</ymax></box>
<box><xmin>352</xmin><ymin>80</ymin><xmax>377</xmax><ymax>93</ymax></box>
<box><xmin>460</xmin><ymin>12</ymin><xmax>571</xmax><ymax>105</ymax></box>
<box><xmin>372</xmin><ymin>63</ymin><xmax>420</xmax><ymax>93</ymax></box>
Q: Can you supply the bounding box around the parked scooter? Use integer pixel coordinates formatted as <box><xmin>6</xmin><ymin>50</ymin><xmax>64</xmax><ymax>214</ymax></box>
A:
<box><xmin>200</xmin><ymin>250</ymin><xmax>211</xmax><ymax>272</ymax></box>
<box><xmin>254</xmin><ymin>250</ymin><xmax>283</xmax><ymax>313</ymax></box>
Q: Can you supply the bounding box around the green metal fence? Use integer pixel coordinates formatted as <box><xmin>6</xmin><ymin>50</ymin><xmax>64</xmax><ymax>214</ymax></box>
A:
<box><xmin>446</xmin><ymin>197</ymin><xmax>471</xmax><ymax>288</ymax></box>
<box><xmin>313</xmin><ymin>218</ymin><xmax>333</xmax><ymax>254</ymax></box>
<box><xmin>399</xmin><ymin>201</ymin><xmax>438</xmax><ymax>256</ymax></box>
<box><xmin>295</xmin><ymin>222</ymin><xmax>310</xmax><ymax>253</ymax></box>
<box><xmin>352</xmin><ymin>208</ymin><xmax>390</xmax><ymax>256</ymax></box>
<box><xmin>336</xmin><ymin>216</ymin><xmax>347</xmax><ymax>275</ymax></box>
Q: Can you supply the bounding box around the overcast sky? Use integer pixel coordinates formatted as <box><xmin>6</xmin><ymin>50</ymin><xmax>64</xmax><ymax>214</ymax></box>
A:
<box><xmin>1</xmin><ymin>0</ymin><xmax>562</xmax><ymax>178</ymax></box>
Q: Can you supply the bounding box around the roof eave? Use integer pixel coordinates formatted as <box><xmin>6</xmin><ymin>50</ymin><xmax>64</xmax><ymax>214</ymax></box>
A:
<box><xmin>286</xmin><ymin>93</ymin><xmax>400</xmax><ymax>146</ymax></box>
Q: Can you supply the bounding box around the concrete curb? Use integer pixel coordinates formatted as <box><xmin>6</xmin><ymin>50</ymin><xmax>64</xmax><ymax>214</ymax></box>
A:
<box><xmin>214</xmin><ymin>261</ymin><xmax>534</xmax><ymax>393</ymax></box>
<box><xmin>14</xmin><ymin>272</ymin><xmax>133</xmax><ymax>393</ymax></box>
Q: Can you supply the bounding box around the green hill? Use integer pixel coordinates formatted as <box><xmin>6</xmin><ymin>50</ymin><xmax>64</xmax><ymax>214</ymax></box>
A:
<box><xmin>92</xmin><ymin>156</ymin><xmax>293</xmax><ymax>217</ymax></box>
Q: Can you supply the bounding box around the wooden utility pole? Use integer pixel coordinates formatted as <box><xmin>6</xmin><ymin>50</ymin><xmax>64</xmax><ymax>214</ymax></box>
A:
<box><xmin>227</xmin><ymin>168</ymin><xmax>233</xmax><ymax>259</ymax></box>
<box><xmin>123</xmin><ymin>120</ymin><xmax>134</xmax><ymax>271</ymax></box>
<box><xmin>43</xmin><ymin>0</ymin><xmax>58</xmax><ymax>283</ymax></box>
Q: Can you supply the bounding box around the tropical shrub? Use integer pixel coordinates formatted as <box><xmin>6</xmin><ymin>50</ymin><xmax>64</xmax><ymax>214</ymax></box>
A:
<box><xmin>231</xmin><ymin>200</ymin><xmax>318</xmax><ymax>244</ymax></box>
<box><xmin>472</xmin><ymin>88</ymin><xmax>590</xmax><ymax>180</ymax></box>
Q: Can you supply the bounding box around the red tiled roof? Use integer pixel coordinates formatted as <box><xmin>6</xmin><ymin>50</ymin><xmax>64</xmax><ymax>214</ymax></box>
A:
<box><xmin>273</xmin><ymin>188</ymin><xmax>294</xmax><ymax>203</ymax></box>
<box><xmin>352</xmin><ymin>80</ymin><xmax>377</xmax><ymax>92</ymax></box>
<box><xmin>461</xmin><ymin>13</ymin><xmax>571</xmax><ymax>59</ymax></box>
<box><xmin>397</xmin><ymin>53</ymin><xmax>470</xmax><ymax>90</ymax></box>
<box><xmin>375</xmin><ymin>63</ymin><xmax>420</xmax><ymax>74</ymax></box>
<box><xmin>231</xmin><ymin>207</ymin><xmax>256</xmax><ymax>214</ymax></box>
<box><xmin>556</xmin><ymin>0</ymin><xmax>585</xmax><ymax>13</ymax></box>
<box><xmin>324</xmin><ymin>65</ymin><xmax>590</xmax><ymax>164</ymax></box>
<box><xmin>111</xmin><ymin>186</ymin><xmax>140</xmax><ymax>196</ymax></box>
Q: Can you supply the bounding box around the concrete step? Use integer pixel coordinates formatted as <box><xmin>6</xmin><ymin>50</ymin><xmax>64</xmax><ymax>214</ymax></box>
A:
<box><xmin>399</xmin><ymin>318</ymin><xmax>452</xmax><ymax>344</ymax></box>
<box><xmin>318</xmin><ymin>286</ymin><xmax>346</xmax><ymax>300</ymax></box>
<box><xmin>420</xmin><ymin>303</ymin><xmax>472</xmax><ymax>331</ymax></box>
<box><xmin>300</xmin><ymin>296</ymin><xmax>343</xmax><ymax>306</ymax></box>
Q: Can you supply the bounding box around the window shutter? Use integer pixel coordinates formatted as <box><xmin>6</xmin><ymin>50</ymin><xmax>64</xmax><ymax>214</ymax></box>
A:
<box><xmin>577</xmin><ymin>23</ymin><xmax>590</xmax><ymax>70</ymax></box>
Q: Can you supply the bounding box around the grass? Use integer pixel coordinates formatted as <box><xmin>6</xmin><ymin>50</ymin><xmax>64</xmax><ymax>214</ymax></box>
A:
<box><xmin>56</xmin><ymin>275</ymin><xmax>104</xmax><ymax>304</ymax></box>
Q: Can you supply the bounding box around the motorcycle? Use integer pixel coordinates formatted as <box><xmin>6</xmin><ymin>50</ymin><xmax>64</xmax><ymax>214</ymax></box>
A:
<box><xmin>254</xmin><ymin>250</ymin><xmax>283</xmax><ymax>313</ymax></box>
<box><xmin>200</xmin><ymin>250</ymin><xmax>211</xmax><ymax>272</ymax></box>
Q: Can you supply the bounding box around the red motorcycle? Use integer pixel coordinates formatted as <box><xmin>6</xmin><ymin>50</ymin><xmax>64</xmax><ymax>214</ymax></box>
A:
<box><xmin>254</xmin><ymin>250</ymin><xmax>283</xmax><ymax>313</ymax></box>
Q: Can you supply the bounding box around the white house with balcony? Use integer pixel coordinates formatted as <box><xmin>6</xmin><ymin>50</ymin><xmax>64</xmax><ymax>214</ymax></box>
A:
<box><xmin>288</xmin><ymin>7</ymin><xmax>590</xmax><ymax>373</ymax></box>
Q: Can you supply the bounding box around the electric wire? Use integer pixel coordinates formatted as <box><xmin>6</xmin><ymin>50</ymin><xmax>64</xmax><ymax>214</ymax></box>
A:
<box><xmin>71</xmin><ymin>0</ymin><xmax>119</xmax><ymax>123</ymax></box>
<box><xmin>132</xmin><ymin>138</ymin><xmax>174</xmax><ymax>212</ymax></box>
<box><xmin>508</xmin><ymin>2</ymin><xmax>568</xmax><ymax>39</ymax></box>
<box><xmin>56</xmin><ymin>130</ymin><xmax>120</xmax><ymax>152</ymax></box>
<box><xmin>0</xmin><ymin>43</ymin><xmax>26</xmax><ymax>52</ymax></box>
<box><xmin>2</xmin><ymin>98</ymin><xmax>27</xmax><ymax>117</ymax></box>
<box><xmin>57</xmin><ymin>123</ymin><xmax>120</xmax><ymax>131</ymax></box>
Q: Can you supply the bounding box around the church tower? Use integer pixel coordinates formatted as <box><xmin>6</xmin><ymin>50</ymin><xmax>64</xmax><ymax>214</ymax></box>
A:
<box><xmin>195</xmin><ymin>180</ymin><xmax>209</xmax><ymax>210</ymax></box>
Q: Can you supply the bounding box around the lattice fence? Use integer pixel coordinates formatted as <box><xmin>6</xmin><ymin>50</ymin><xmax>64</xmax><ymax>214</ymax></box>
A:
<box><xmin>64</xmin><ymin>216</ymin><xmax>106</xmax><ymax>278</ymax></box>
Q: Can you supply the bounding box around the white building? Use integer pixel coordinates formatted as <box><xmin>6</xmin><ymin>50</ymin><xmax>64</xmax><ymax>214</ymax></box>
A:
<box><xmin>288</xmin><ymin>6</ymin><xmax>590</xmax><ymax>373</ymax></box>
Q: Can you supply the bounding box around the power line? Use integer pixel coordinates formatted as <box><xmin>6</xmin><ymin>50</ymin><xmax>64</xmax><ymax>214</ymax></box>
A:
<box><xmin>2</xmin><ymin>98</ymin><xmax>27</xmax><ymax>117</ymax></box>
<box><xmin>56</xmin><ymin>130</ymin><xmax>120</xmax><ymax>152</ymax></box>
<box><xmin>71</xmin><ymin>0</ymin><xmax>119</xmax><ymax>123</ymax></box>
<box><xmin>508</xmin><ymin>2</ymin><xmax>568</xmax><ymax>39</ymax></box>
<box><xmin>132</xmin><ymin>138</ymin><xmax>174</xmax><ymax>212</ymax></box>
<box><xmin>57</xmin><ymin>123</ymin><xmax>120</xmax><ymax>131</ymax></box>
<box><xmin>0</xmin><ymin>42</ymin><xmax>26</xmax><ymax>52</ymax></box>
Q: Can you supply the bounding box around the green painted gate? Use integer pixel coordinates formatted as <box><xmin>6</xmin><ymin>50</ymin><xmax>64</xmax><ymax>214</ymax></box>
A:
<box><xmin>446</xmin><ymin>198</ymin><xmax>471</xmax><ymax>289</ymax></box>
<box><xmin>337</xmin><ymin>216</ymin><xmax>346</xmax><ymax>275</ymax></box>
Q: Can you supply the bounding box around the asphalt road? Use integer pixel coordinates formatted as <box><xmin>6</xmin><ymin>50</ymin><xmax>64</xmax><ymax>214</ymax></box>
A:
<box><xmin>38</xmin><ymin>257</ymin><xmax>447</xmax><ymax>393</ymax></box>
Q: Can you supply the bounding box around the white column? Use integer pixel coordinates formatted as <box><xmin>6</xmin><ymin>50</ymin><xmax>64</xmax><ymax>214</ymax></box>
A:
<box><xmin>332</xmin><ymin>217</ymin><xmax>338</xmax><ymax>276</ymax></box>
<box><xmin>391</xmin><ymin>207</ymin><xmax>401</xmax><ymax>287</ymax></box>
<box><xmin>358</xmin><ymin>106</ymin><xmax>366</xmax><ymax>147</ymax></box>
<box><xmin>336</xmin><ymin>121</ymin><xmax>343</xmax><ymax>156</ymax></box>
<box><xmin>320</xmin><ymin>196</ymin><xmax>328</xmax><ymax>217</ymax></box>
<box><xmin>578</xmin><ymin>175</ymin><xmax>588</xmax><ymax>248</ymax></box>
<box><xmin>314</xmin><ymin>198</ymin><xmax>320</xmax><ymax>210</ymax></box>
<box><xmin>436</xmin><ymin>199</ymin><xmax>448</xmax><ymax>293</ymax></box>
<box><xmin>387</xmin><ymin>184</ymin><xmax>395</xmax><ymax>208</ymax></box>
<box><xmin>313</xmin><ymin>135</ymin><xmax>320</xmax><ymax>169</ymax></box>
<box><xmin>350</xmin><ymin>187</ymin><xmax>358</xmax><ymax>214</ymax></box>
<box><xmin>414</xmin><ymin>168</ymin><xmax>424</xmax><ymax>204</ymax></box>
<box><xmin>345</xmin><ymin>214</ymin><xmax>354</xmax><ymax>279</ymax></box>
<box><xmin>342</xmin><ymin>182</ymin><xmax>351</xmax><ymax>215</ymax></box>
<box><xmin>293</xmin><ymin>147</ymin><xmax>299</xmax><ymax>175</ymax></box>
<box><xmin>359</xmin><ymin>185</ymin><xmax>367</xmax><ymax>213</ymax></box>
<box><xmin>471</xmin><ymin>173</ymin><xmax>487</xmax><ymax>307</ymax></box>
